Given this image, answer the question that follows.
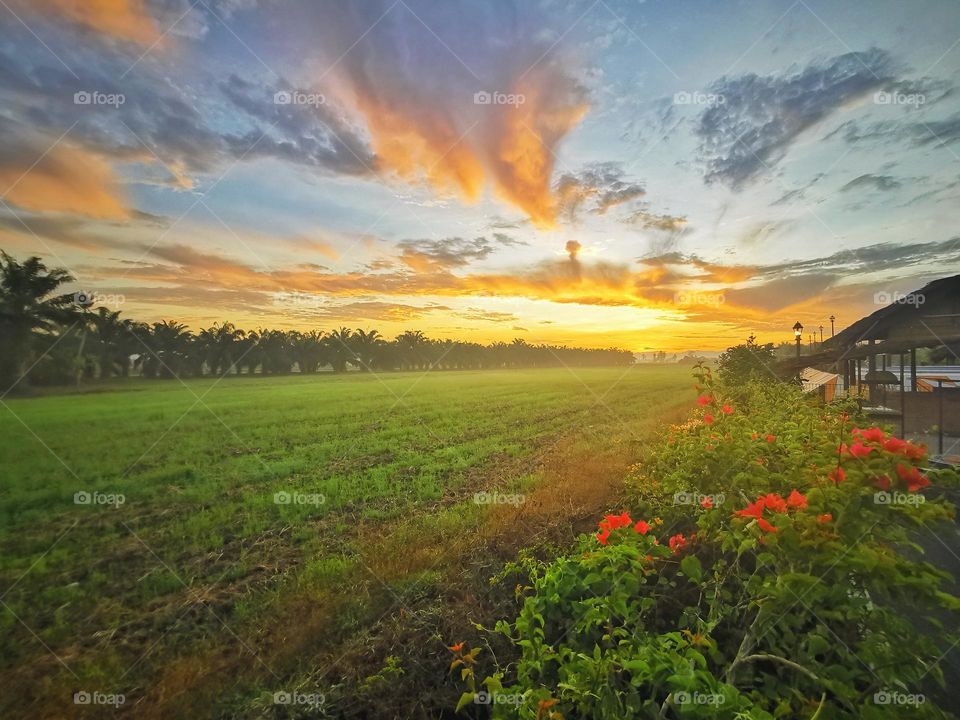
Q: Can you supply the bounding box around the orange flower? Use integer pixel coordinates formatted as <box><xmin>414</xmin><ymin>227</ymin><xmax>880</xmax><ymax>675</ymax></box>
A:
<box><xmin>786</xmin><ymin>489</ymin><xmax>807</xmax><ymax>510</ymax></box>
<box><xmin>817</xmin><ymin>513</ymin><xmax>832</xmax><ymax>524</ymax></box>
<box><xmin>448</xmin><ymin>642</ymin><xmax>464</xmax><ymax>652</ymax></box>
<box><xmin>762</xmin><ymin>493</ymin><xmax>787</xmax><ymax>514</ymax></box>
<box><xmin>668</xmin><ymin>533</ymin><xmax>687</xmax><ymax>553</ymax></box>
<box><xmin>765</xmin><ymin>434</ymin><xmax>776</xmax><ymax>443</ymax></box>
<box><xmin>757</xmin><ymin>518</ymin><xmax>778</xmax><ymax>533</ymax></box>
<box><xmin>633</xmin><ymin>520</ymin><xmax>652</xmax><ymax>535</ymax></box>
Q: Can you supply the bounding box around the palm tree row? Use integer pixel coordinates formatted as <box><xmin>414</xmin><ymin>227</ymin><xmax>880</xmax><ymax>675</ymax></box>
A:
<box><xmin>1</xmin><ymin>252</ymin><xmax>634</xmax><ymax>389</ymax></box>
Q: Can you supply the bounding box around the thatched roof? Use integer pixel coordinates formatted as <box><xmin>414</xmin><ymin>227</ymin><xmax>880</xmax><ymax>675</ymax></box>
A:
<box><xmin>823</xmin><ymin>274</ymin><xmax>960</xmax><ymax>352</ymax></box>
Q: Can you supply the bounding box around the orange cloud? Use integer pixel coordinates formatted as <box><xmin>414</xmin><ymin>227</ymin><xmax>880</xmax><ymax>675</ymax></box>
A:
<box><xmin>0</xmin><ymin>139</ymin><xmax>128</xmax><ymax>219</ymax></box>
<box><xmin>487</xmin><ymin>75</ymin><xmax>589</xmax><ymax>228</ymax></box>
<box><xmin>13</xmin><ymin>0</ymin><xmax>161</xmax><ymax>45</ymax></box>
<box><xmin>330</xmin><ymin>55</ymin><xmax>587</xmax><ymax>227</ymax></box>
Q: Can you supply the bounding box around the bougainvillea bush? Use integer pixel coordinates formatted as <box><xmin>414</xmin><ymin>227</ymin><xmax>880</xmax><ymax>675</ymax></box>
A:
<box><xmin>460</xmin><ymin>365</ymin><xmax>960</xmax><ymax>718</ymax></box>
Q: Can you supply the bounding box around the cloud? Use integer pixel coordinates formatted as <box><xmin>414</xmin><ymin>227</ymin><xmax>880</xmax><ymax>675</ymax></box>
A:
<box><xmin>0</xmin><ymin>123</ymin><xmax>128</xmax><ymax>219</ymax></box>
<box><xmin>219</xmin><ymin>74</ymin><xmax>375</xmax><ymax>176</ymax></box>
<box><xmin>12</xmin><ymin>0</ymin><xmax>162</xmax><ymax>45</ymax></box>
<box><xmin>839</xmin><ymin>174</ymin><xmax>901</xmax><ymax>192</ymax></box>
<box><xmin>293</xmin><ymin>0</ymin><xmax>589</xmax><ymax>227</ymax></box>
<box><xmin>696</xmin><ymin>49</ymin><xmax>895</xmax><ymax>189</ymax></box>
<box><xmin>624</xmin><ymin>210</ymin><xmax>688</xmax><ymax>232</ymax></box>
<box><xmin>396</xmin><ymin>234</ymin><xmax>520</xmax><ymax>272</ymax></box>
<box><xmin>555</xmin><ymin>162</ymin><xmax>646</xmax><ymax>221</ymax></box>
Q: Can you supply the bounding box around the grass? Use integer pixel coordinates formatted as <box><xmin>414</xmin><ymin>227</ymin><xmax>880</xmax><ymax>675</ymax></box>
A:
<box><xmin>0</xmin><ymin>365</ymin><xmax>691</xmax><ymax>718</ymax></box>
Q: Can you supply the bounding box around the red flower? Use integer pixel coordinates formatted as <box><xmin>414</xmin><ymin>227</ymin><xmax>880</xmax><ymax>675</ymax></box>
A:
<box><xmin>765</xmin><ymin>434</ymin><xmax>776</xmax><ymax>443</ymax></box>
<box><xmin>700</xmin><ymin>497</ymin><xmax>714</xmax><ymax>509</ymax></box>
<box><xmin>703</xmin><ymin>413</ymin><xmax>714</xmax><ymax>425</ymax></box>
<box><xmin>596</xmin><ymin>529</ymin><xmax>610</xmax><ymax>545</ymax></box>
<box><xmin>883</xmin><ymin>436</ymin><xmax>909</xmax><ymax>454</ymax></box>
<box><xmin>837</xmin><ymin>442</ymin><xmax>848</xmax><ymax>455</ymax></box>
<box><xmin>448</xmin><ymin>642</ymin><xmax>465</xmax><ymax>652</ymax></box>
<box><xmin>853</xmin><ymin>426</ymin><xmax>885</xmax><ymax>443</ymax></box>
<box><xmin>735</xmin><ymin>498</ymin><xmax>765</xmax><ymax>519</ymax></box>
<box><xmin>873</xmin><ymin>475</ymin><xmax>891</xmax><ymax>491</ymax></box>
<box><xmin>762</xmin><ymin>493</ymin><xmax>787</xmax><ymax>514</ymax></box>
<box><xmin>757</xmin><ymin>518</ymin><xmax>778</xmax><ymax>533</ymax></box>
<box><xmin>751</xmin><ymin>432</ymin><xmax>758</xmax><ymax>440</ymax></box>
<box><xmin>904</xmin><ymin>443</ymin><xmax>926</xmax><ymax>461</ymax></box>
<box><xmin>786</xmin><ymin>489</ymin><xmax>807</xmax><ymax>510</ymax></box>
<box><xmin>828</xmin><ymin>467</ymin><xmax>846</xmax><ymax>485</ymax></box>
<box><xmin>722</xmin><ymin>404</ymin><xmax>733</xmax><ymax>415</ymax></box>
<box><xmin>601</xmin><ymin>511</ymin><xmax>633</xmax><ymax>531</ymax></box>
<box><xmin>817</xmin><ymin>513</ymin><xmax>832</xmax><ymax>524</ymax></box>
<box><xmin>668</xmin><ymin>533</ymin><xmax>687</xmax><ymax>553</ymax></box>
<box><xmin>848</xmin><ymin>442</ymin><xmax>873</xmax><ymax>459</ymax></box>
<box><xmin>896</xmin><ymin>463</ymin><xmax>930</xmax><ymax>492</ymax></box>
<box><xmin>633</xmin><ymin>520</ymin><xmax>652</xmax><ymax>535</ymax></box>
<box><xmin>697</xmin><ymin>394</ymin><xmax>713</xmax><ymax>406</ymax></box>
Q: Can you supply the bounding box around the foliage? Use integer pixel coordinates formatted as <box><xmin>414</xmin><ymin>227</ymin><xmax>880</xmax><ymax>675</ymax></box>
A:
<box><xmin>716</xmin><ymin>335</ymin><xmax>778</xmax><ymax>386</ymax></box>
<box><xmin>0</xmin><ymin>252</ymin><xmax>78</xmax><ymax>387</ymax></box>
<box><xmin>471</xmin><ymin>364</ymin><xmax>960</xmax><ymax>718</ymax></box>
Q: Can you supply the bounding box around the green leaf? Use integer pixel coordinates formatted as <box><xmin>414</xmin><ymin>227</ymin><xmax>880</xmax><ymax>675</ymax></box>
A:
<box><xmin>680</xmin><ymin>555</ymin><xmax>703</xmax><ymax>583</ymax></box>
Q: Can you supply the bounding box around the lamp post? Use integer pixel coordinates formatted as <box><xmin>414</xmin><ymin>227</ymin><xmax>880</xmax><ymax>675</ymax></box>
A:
<box><xmin>793</xmin><ymin>321</ymin><xmax>803</xmax><ymax>362</ymax></box>
<box><xmin>819</xmin><ymin>325</ymin><xmax>823</xmax><ymax>344</ymax></box>
<box><xmin>829</xmin><ymin>315</ymin><xmax>835</xmax><ymax>338</ymax></box>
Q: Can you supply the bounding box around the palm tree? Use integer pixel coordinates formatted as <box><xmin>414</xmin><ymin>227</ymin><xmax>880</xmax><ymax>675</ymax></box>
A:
<box><xmin>149</xmin><ymin>320</ymin><xmax>191</xmax><ymax>378</ymax></box>
<box><xmin>326</xmin><ymin>327</ymin><xmax>354</xmax><ymax>373</ymax></box>
<box><xmin>199</xmin><ymin>322</ymin><xmax>243</xmax><ymax>376</ymax></box>
<box><xmin>291</xmin><ymin>330</ymin><xmax>325</xmax><ymax>373</ymax></box>
<box><xmin>352</xmin><ymin>328</ymin><xmax>385</xmax><ymax>371</ymax></box>
<box><xmin>89</xmin><ymin>307</ymin><xmax>127</xmax><ymax>378</ymax></box>
<box><xmin>395</xmin><ymin>329</ymin><xmax>427</xmax><ymax>370</ymax></box>
<box><xmin>0</xmin><ymin>253</ymin><xmax>79</xmax><ymax>389</ymax></box>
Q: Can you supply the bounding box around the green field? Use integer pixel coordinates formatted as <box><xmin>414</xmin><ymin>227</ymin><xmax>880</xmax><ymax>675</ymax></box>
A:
<box><xmin>0</xmin><ymin>366</ymin><xmax>690</xmax><ymax>718</ymax></box>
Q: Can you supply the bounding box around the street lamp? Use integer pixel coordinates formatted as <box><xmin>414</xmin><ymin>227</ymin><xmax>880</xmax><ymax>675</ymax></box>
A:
<box><xmin>819</xmin><ymin>325</ymin><xmax>823</xmax><ymax>343</ymax></box>
<box><xmin>793</xmin><ymin>321</ymin><xmax>803</xmax><ymax>361</ymax></box>
<box><xmin>829</xmin><ymin>315</ymin><xmax>835</xmax><ymax>338</ymax></box>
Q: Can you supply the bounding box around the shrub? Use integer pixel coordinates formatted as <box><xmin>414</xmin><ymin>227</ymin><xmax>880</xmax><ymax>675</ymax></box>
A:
<box><xmin>716</xmin><ymin>336</ymin><xmax>778</xmax><ymax>386</ymax></box>
<box><xmin>460</xmin><ymin>364</ymin><xmax>960</xmax><ymax>718</ymax></box>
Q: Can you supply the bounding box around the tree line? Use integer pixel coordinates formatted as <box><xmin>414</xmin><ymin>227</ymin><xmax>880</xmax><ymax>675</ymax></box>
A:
<box><xmin>0</xmin><ymin>253</ymin><xmax>635</xmax><ymax>389</ymax></box>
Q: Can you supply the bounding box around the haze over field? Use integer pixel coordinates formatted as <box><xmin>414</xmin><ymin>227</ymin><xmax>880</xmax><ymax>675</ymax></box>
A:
<box><xmin>2</xmin><ymin>0</ymin><xmax>959</xmax><ymax>350</ymax></box>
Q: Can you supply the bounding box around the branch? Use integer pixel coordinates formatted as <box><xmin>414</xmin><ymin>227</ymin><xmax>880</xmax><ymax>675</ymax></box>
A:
<box><xmin>739</xmin><ymin>653</ymin><xmax>821</xmax><ymax>683</ymax></box>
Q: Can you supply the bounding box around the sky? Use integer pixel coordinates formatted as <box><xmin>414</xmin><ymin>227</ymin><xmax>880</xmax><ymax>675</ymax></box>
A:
<box><xmin>1</xmin><ymin>0</ymin><xmax>959</xmax><ymax>352</ymax></box>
